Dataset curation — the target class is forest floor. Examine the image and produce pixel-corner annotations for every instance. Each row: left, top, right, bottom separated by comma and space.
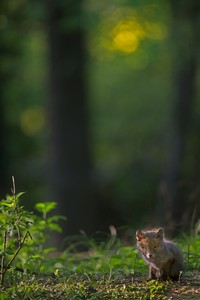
129, 271, 200, 300
1, 270, 200, 299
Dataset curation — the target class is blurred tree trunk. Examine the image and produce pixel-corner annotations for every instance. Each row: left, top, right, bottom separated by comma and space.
46, 0, 96, 242
0, 1, 10, 196
0, 1, 25, 197
0, 82, 8, 196
157, 0, 200, 232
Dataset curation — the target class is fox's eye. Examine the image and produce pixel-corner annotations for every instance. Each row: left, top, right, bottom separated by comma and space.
154, 244, 158, 248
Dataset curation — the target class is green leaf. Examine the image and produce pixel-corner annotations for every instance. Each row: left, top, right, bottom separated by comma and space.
35, 202, 57, 214
43, 247, 57, 255
16, 192, 26, 199
0, 201, 14, 208
48, 223, 62, 233
26, 254, 44, 262
47, 215, 67, 222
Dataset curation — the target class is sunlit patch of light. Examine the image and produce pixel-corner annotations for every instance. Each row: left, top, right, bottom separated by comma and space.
20, 106, 45, 135
112, 20, 145, 53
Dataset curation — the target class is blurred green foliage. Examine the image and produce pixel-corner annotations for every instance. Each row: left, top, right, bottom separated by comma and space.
1, 0, 200, 230
88, 0, 173, 226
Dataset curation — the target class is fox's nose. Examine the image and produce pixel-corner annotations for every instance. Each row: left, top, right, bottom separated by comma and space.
148, 254, 152, 259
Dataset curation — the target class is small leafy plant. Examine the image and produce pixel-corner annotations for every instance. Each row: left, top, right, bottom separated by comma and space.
22, 200, 66, 274
0, 177, 33, 285
0, 177, 65, 285
180, 233, 200, 271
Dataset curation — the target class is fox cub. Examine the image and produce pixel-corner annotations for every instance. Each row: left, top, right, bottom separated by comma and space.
136, 228, 184, 280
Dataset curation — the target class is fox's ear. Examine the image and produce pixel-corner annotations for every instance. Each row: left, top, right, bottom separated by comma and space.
156, 228, 164, 239
136, 230, 144, 241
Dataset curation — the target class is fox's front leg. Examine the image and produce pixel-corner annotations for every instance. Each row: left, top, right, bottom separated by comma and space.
149, 266, 160, 280
160, 264, 171, 281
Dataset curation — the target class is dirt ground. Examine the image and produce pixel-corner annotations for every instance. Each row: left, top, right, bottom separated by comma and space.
133, 271, 200, 299
165, 272, 200, 299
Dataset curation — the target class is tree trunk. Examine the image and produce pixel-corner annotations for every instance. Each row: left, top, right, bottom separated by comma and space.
157, 0, 200, 232
0, 83, 9, 197
0, 1, 25, 197
45, 0, 96, 242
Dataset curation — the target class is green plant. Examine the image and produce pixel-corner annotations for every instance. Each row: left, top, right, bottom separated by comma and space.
0, 177, 66, 285
21, 201, 66, 273
0, 177, 33, 285
179, 233, 200, 271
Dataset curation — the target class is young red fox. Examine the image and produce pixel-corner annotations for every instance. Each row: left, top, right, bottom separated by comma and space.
136, 228, 184, 280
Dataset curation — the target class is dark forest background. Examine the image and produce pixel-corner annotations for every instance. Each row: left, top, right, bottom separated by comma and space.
1, 0, 200, 246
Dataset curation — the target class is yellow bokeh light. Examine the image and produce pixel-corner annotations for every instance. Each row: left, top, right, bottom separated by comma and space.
113, 30, 139, 53
112, 20, 145, 54
90, 6, 168, 58
20, 106, 45, 135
